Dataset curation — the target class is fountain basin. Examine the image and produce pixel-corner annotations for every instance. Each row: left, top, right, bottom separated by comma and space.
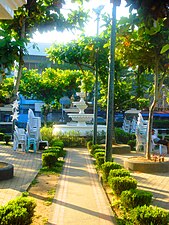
53, 124, 106, 136
68, 114, 94, 126
0, 162, 14, 181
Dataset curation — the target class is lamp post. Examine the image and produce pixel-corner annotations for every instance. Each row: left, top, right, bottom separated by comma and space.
105, 0, 121, 161
93, 5, 104, 145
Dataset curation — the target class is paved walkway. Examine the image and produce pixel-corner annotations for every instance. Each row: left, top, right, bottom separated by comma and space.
0, 145, 42, 205
0, 145, 169, 225
48, 148, 115, 225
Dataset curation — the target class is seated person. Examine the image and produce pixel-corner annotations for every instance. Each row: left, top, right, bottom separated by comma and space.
152, 129, 169, 153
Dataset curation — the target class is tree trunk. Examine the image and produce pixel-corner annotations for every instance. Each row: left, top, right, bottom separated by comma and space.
105, 2, 117, 161
145, 58, 159, 159
13, 18, 26, 99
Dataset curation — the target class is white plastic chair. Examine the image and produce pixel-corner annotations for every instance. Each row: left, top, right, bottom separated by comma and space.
13, 125, 27, 151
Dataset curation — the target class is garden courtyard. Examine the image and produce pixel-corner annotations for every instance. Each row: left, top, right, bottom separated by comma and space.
0, 144, 169, 224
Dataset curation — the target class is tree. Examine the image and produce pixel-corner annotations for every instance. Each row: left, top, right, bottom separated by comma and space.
116, 12, 169, 159
0, 77, 14, 104
0, 0, 89, 99
19, 68, 93, 124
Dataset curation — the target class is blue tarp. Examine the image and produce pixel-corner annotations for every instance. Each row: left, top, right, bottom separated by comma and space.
17, 114, 28, 123
142, 113, 169, 118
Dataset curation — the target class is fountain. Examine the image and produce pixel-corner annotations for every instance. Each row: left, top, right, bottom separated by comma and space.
53, 91, 106, 136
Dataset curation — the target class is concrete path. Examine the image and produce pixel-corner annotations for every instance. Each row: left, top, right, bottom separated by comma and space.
0, 145, 169, 225
0, 145, 42, 205
48, 148, 116, 225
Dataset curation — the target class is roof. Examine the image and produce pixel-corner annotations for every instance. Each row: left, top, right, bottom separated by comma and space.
125, 109, 141, 114
141, 111, 169, 118
26, 43, 51, 56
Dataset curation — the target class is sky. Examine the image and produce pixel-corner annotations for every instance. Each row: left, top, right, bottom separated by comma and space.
31, 0, 130, 44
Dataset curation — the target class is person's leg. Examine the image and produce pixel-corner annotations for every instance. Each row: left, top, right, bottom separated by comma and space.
157, 140, 169, 154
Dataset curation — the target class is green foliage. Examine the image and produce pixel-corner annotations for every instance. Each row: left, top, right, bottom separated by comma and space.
94, 150, 105, 168
40, 161, 64, 175
4, 135, 11, 145
0, 195, 36, 225
127, 140, 136, 151
94, 151, 105, 159
50, 140, 64, 150
0, 78, 14, 104
115, 128, 135, 144
108, 176, 137, 196
53, 131, 86, 147
90, 144, 105, 155
40, 127, 54, 146
42, 152, 59, 168
87, 141, 93, 150
20, 68, 83, 108
0, 133, 4, 141
128, 205, 169, 225
121, 189, 153, 209
45, 147, 66, 158
94, 148, 105, 156
153, 120, 169, 129
108, 168, 131, 178
101, 162, 122, 182
95, 156, 105, 168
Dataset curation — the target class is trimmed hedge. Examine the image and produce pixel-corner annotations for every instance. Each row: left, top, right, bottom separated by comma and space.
44, 147, 66, 158
94, 151, 105, 159
128, 205, 169, 225
94, 149, 105, 155
0, 195, 36, 225
108, 168, 131, 178
90, 144, 105, 155
87, 141, 93, 150
108, 176, 137, 196
4, 135, 11, 145
50, 140, 64, 150
0, 133, 4, 141
121, 189, 153, 209
96, 156, 105, 168
42, 152, 59, 168
101, 162, 122, 182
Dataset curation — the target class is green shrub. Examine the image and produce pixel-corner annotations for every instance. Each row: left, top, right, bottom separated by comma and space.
153, 120, 169, 129
44, 149, 60, 154
0, 196, 36, 225
93, 148, 105, 155
108, 176, 137, 196
45, 147, 66, 158
115, 128, 135, 144
42, 152, 59, 168
96, 156, 105, 168
94, 151, 105, 159
48, 146, 62, 150
121, 189, 153, 209
4, 135, 11, 145
87, 141, 93, 150
108, 168, 131, 179
127, 140, 136, 151
54, 131, 86, 147
50, 140, 64, 149
91, 144, 104, 155
40, 127, 54, 145
129, 205, 169, 225
101, 162, 122, 182
0, 133, 5, 141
